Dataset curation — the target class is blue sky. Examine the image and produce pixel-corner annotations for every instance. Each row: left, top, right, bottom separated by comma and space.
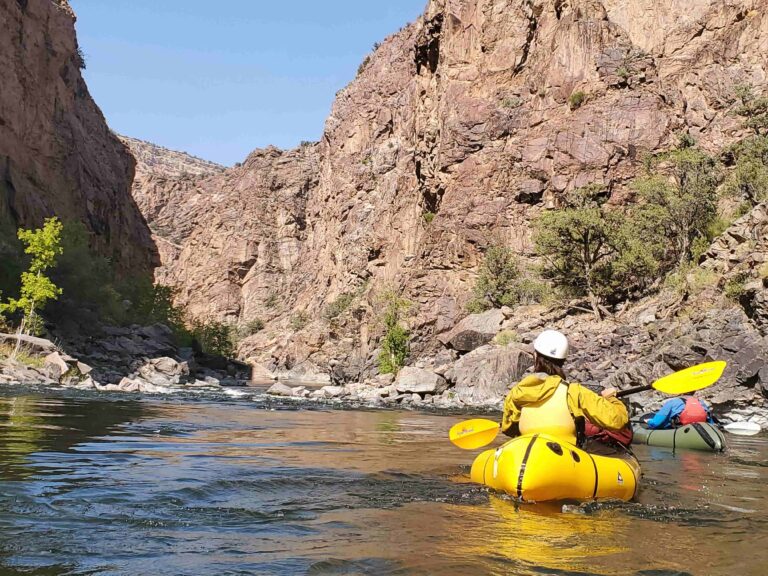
71, 1, 425, 166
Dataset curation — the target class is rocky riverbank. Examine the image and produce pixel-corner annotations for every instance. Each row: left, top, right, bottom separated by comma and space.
0, 324, 250, 394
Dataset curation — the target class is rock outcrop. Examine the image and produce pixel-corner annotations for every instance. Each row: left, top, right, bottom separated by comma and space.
0, 0, 156, 274
128, 0, 768, 384
120, 136, 225, 180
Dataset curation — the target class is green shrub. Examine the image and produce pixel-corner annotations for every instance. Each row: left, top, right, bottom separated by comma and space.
357, 55, 371, 76
724, 273, 749, 301
733, 85, 768, 135
514, 277, 554, 306
721, 136, 768, 206
467, 245, 521, 311
632, 147, 721, 269
190, 319, 233, 357
323, 293, 355, 320
735, 201, 755, 218
666, 266, 719, 296
264, 293, 279, 309
422, 211, 436, 224
235, 318, 264, 339
75, 46, 86, 70
493, 330, 518, 347
501, 96, 523, 109
377, 290, 410, 375
0, 342, 45, 368
568, 91, 587, 110
677, 132, 696, 149
290, 311, 310, 331
468, 245, 554, 313
616, 66, 631, 80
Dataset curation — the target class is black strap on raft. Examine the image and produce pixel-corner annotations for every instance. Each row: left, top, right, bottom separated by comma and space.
567, 383, 587, 448
587, 452, 599, 499
692, 422, 718, 450
516, 434, 539, 500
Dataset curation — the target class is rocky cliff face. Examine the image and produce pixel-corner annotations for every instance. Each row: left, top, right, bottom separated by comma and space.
129, 0, 768, 382
120, 136, 225, 180
0, 0, 155, 273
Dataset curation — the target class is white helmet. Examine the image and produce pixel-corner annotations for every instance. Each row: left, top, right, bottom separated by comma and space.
533, 329, 569, 360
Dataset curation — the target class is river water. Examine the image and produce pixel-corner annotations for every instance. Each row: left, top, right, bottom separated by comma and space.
0, 387, 765, 576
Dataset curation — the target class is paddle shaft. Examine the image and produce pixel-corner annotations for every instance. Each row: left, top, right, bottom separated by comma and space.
616, 384, 652, 398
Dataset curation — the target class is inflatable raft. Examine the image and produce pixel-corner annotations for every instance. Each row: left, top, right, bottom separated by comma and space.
632, 422, 726, 452
470, 433, 640, 502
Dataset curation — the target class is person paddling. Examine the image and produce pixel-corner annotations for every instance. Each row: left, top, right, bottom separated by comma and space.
644, 395, 714, 429
501, 329, 630, 450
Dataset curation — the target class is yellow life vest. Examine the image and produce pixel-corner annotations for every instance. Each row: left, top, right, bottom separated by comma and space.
518, 380, 577, 444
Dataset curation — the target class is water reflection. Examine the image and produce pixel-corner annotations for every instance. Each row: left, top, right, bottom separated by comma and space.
0, 395, 147, 480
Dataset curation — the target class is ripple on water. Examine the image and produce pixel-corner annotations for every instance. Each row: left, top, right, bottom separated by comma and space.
0, 392, 767, 576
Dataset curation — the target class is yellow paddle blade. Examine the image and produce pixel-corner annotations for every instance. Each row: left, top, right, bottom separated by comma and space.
652, 361, 727, 394
449, 418, 500, 450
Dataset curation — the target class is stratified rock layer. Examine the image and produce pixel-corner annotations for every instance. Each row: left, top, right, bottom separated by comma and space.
129, 0, 768, 381
0, 0, 155, 273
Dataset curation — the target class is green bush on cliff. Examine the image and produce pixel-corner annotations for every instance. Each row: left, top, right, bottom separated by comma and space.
290, 311, 309, 331
721, 136, 768, 207
48, 221, 128, 324
724, 273, 749, 301
190, 318, 234, 358
734, 84, 768, 135
377, 290, 410, 375
467, 246, 519, 312
632, 147, 721, 269
467, 245, 553, 313
323, 293, 355, 320
568, 91, 587, 110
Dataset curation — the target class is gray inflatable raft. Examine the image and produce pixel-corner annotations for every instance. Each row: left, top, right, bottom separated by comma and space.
633, 422, 726, 452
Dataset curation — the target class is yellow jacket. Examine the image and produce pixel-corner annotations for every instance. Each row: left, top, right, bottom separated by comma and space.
501, 373, 629, 440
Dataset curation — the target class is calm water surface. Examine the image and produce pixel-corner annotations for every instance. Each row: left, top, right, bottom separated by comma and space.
0, 387, 766, 575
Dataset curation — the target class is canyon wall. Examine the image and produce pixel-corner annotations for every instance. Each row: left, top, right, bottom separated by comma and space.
0, 0, 155, 274
127, 0, 768, 380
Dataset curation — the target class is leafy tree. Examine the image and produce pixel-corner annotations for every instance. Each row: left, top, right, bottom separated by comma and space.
535, 185, 658, 318
467, 245, 551, 312
734, 84, 768, 135
1, 217, 64, 336
468, 245, 520, 311
721, 136, 768, 207
377, 290, 411, 375
190, 318, 234, 357
48, 221, 127, 324
632, 148, 721, 269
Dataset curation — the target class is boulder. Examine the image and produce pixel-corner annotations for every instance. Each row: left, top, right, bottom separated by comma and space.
394, 366, 448, 395
446, 344, 533, 405
319, 385, 346, 398
136, 357, 189, 387
44, 352, 71, 379
250, 362, 277, 383
374, 373, 395, 387
438, 309, 505, 352
76, 361, 93, 375
0, 333, 57, 353
266, 382, 295, 397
